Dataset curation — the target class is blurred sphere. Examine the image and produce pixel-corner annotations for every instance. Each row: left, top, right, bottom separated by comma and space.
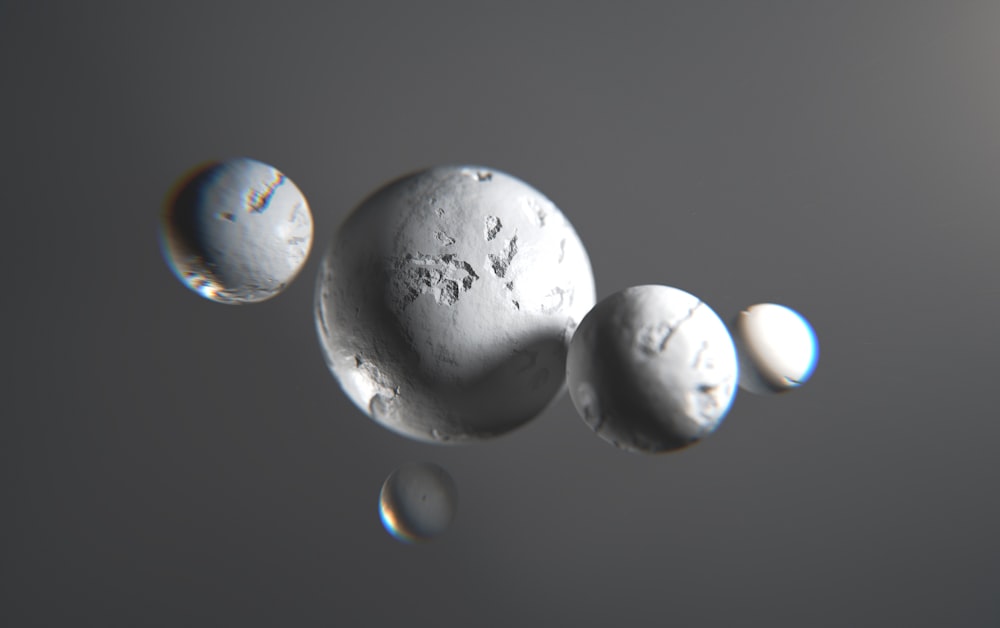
315, 165, 595, 443
379, 462, 458, 543
161, 158, 313, 303
566, 285, 738, 453
732, 303, 819, 394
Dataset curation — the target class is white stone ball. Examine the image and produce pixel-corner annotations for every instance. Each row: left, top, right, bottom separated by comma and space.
161, 158, 313, 303
732, 303, 819, 394
566, 285, 738, 453
315, 165, 596, 443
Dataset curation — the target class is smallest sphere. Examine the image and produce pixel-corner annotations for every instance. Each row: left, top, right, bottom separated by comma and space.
379, 462, 458, 543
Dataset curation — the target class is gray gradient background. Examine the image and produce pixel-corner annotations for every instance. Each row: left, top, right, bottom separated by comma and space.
3, 2, 998, 626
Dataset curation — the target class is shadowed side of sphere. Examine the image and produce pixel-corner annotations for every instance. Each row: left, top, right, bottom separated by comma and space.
161, 161, 225, 297
379, 463, 458, 543
733, 333, 788, 395
566, 285, 739, 454
570, 293, 700, 452
161, 158, 314, 304
568, 290, 704, 452
315, 165, 596, 443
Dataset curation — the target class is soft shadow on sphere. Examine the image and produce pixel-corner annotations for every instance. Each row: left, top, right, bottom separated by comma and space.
161, 160, 221, 279
315, 165, 596, 444
379, 462, 458, 543
566, 285, 739, 454
731, 303, 819, 395
161, 158, 314, 304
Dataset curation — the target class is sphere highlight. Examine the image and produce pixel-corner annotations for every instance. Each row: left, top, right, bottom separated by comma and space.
732, 303, 819, 394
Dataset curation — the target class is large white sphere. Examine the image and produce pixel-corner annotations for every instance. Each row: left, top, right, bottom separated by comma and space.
732, 303, 819, 394
161, 158, 313, 303
379, 462, 458, 543
566, 285, 738, 453
315, 165, 596, 443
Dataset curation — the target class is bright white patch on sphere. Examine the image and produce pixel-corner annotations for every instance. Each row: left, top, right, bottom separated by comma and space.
314, 165, 596, 443
161, 158, 313, 304
379, 462, 458, 543
566, 285, 738, 453
732, 303, 818, 394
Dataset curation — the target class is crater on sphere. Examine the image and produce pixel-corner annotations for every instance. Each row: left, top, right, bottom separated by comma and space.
314, 165, 596, 443
161, 158, 314, 304
566, 285, 739, 454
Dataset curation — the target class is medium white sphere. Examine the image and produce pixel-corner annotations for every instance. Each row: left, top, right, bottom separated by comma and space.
732, 303, 819, 394
379, 462, 458, 543
315, 165, 596, 443
566, 285, 738, 453
161, 158, 313, 304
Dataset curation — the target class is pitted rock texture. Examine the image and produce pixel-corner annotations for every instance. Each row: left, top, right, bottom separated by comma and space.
162, 158, 313, 304
566, 285, 738, 454
315, 165, 596, 443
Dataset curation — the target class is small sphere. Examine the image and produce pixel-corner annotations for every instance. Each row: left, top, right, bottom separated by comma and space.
566, 285, 738, 453
732, 303, 818, 394
315, 165, 596, 443
161, 158, 313, 303
379, 462, 458, 543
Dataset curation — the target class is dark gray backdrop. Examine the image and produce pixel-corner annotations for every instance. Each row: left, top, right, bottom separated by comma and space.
3, 2, 998, 626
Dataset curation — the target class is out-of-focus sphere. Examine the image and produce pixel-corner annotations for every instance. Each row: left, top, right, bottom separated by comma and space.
161, 158, 313, 303
379, 462, 458, 543
732, 303, 818, 394
315, 165, 595, 443
566, 285, 738, 453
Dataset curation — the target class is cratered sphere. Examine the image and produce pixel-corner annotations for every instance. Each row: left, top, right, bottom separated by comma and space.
161, 158, 313, 303
379, 462, 458, 543
566, 285, 738, 453
315, 165, 596, 443
732, 303, 818, 394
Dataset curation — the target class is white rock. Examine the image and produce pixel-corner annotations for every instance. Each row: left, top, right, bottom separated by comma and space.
161, 158, 313, 303
732, 303, 818, 394
566, 285, 738, 453
314, 165, 596, 443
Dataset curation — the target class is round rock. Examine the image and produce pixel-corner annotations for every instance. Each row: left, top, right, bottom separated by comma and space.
566, 285, 738, 453
732, 303, 818, 394
161, 158, 313, 303
315, 165, 595, 443
379, 462, 458, 543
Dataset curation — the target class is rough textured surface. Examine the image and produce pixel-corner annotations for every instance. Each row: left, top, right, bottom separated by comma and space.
379, 462, 458, 543
161, 158, 313, 304
732, 303, 819, 394
315, 165, 596, 443
566, 285, 738, 453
